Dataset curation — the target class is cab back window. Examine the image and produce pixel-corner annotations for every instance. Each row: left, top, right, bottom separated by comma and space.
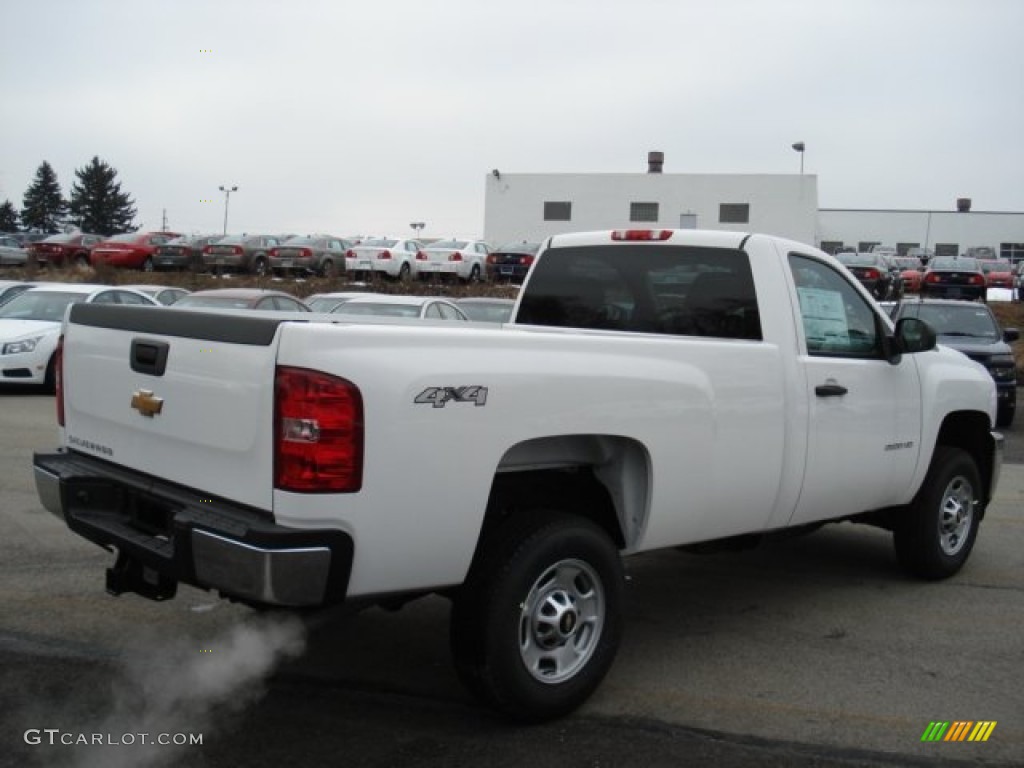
517, 245, 761, 340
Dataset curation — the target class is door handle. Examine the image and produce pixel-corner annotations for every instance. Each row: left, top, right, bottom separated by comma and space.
815, 383, 848, 397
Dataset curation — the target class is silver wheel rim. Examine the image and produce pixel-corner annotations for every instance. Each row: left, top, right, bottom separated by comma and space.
938, 474, 974, 556
519, 558, 604, 685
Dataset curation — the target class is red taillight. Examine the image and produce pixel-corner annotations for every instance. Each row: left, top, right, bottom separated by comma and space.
275, 367, 363, 493
302, 248, 313, 258
449, 252, 463, 262
55, 335, 65, 427
969, 275, 984, 285
415, 251, 428, 261
864, 268, 881, 280
486, 254, 496, 264
202, 245, 213, 254
925, 273, 942, 284
378, 250, 392, 260
346, 249, 356, 258
520, 255, 535, 266
233, 246, 244, 256
269, 248, 279, 257
611, 229, 673, 241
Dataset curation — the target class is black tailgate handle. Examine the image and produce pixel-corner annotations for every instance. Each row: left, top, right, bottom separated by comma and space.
131, 338, 169, 377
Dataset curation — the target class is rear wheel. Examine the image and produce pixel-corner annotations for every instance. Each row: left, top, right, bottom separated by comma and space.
321, 259, 337, 278
397, 262, 411, 282
893, 446, 982, 579
450, 510, 623, 722
251, 255, 269, 276
142, 256, 154, 272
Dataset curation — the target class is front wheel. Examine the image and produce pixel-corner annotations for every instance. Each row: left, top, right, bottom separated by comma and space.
450, 511, 623, 722
893, 446, 982, 580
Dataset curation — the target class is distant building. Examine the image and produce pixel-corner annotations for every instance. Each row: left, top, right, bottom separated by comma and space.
482, 152, 1024, 261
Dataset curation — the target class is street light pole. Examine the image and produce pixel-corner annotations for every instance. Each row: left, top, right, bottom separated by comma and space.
218, 185, 238, 235
410, 221, 425, 238
791, 142, 805, 175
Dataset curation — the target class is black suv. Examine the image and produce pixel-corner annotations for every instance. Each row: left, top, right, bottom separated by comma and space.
893, 298, 1018, 427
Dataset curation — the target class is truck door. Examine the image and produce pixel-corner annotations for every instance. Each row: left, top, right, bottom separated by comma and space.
786, 253, 922, 525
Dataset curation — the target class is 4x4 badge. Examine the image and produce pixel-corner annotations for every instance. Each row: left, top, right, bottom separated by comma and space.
131, 389, 164, 418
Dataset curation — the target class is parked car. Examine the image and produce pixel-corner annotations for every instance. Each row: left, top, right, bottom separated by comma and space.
921, 256, 987, 301
0, 281, 41, 307
0, 284, 159, 391
977, 260, 1014, 290
120, 284, 191, 306
415, 238, 489, 282
269, 235, 355, 277
892, 256, 925, 293
893, 298, 1017, 426
172, 288, 311, 312
0, 235, 28, 266
344, 238, 424, 282
485, 241, 541, 283
836, 252, 902, 300
304, 291, 371, 312
330, 294, 470, 321
26, 232, 105, 268
202, 234, 285, 276
90, 231, 181, 271
153, 234, 222, 272
455, 297, 516, 323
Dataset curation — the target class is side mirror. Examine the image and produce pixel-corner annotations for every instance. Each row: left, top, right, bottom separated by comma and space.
1004, 327, 1020, 343
895, 317, 937, 354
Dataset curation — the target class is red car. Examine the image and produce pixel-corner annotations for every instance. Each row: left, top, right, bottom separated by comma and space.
978, 260, 1014, 289
90, 231, 180, 271
892, 256, 925, 293
28, 232, 105, 267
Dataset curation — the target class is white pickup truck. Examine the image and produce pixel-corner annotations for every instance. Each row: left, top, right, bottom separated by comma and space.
34, 228, 1003, 721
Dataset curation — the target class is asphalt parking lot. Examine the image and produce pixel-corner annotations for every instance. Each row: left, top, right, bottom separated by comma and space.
1, 390, 1022, 767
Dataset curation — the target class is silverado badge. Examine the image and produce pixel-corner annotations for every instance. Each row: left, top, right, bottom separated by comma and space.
131, 389, 164, 418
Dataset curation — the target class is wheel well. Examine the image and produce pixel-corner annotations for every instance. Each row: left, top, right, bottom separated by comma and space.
936, 411, 996, 506
482, 434, 652, 551
484, 468, 625, 549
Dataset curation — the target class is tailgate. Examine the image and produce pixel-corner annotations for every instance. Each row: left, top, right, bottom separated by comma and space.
62, 304, 293, 511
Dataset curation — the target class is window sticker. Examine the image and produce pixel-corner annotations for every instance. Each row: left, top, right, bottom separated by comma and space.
797, 287, 848, 349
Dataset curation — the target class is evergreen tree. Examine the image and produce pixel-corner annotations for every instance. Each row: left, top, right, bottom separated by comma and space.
0, 200, 18, 231
20, 161, 67, 233
68, 156, 137, 236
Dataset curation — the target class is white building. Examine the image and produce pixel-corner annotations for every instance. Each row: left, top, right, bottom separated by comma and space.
482, 152, 1024, 261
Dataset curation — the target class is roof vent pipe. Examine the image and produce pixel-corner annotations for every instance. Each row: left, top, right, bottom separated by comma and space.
647, 151, 664, 173
956, 197, 972, 212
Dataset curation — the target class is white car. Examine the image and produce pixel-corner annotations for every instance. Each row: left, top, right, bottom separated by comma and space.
345, 238, 424, 281
330, 294, 469, 321
0, 284, 159, 390
414, 238, 490, 282
304, 291, 372, 313
120, 284, 191, 306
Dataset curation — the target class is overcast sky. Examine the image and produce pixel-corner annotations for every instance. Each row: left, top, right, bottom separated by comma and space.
1, 0, 1021, 239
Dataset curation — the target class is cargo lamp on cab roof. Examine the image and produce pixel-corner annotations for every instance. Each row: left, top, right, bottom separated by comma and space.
610, 230, 673, 241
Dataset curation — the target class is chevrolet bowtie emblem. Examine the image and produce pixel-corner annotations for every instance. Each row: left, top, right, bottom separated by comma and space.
131, 389, 164, 418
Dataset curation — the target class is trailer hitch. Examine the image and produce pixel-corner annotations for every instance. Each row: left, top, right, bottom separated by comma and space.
106, 552, 177, 601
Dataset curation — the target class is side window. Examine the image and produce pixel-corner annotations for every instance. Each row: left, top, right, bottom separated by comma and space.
424, 302, 443, 319
90, 292, 118, 305
115, 291, 152, 305
788, 253, 883, 358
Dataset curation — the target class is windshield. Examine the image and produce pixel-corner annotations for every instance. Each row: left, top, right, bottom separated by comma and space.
428, 240, 468, 250
900, 304, 999, 339
458, 301, 514, 322
930, 257, 980, 270
174, 296, 255, 309
0, 291, 86, 321
334, 302, 420, 317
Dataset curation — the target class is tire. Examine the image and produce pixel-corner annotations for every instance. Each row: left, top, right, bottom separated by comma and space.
251, 255, 269, 276
397, 262, 411, 283
893, 446, 982, 580
997, 393, 1015, 428
321, 259, 336, 278
75, 255, 90, 269
468, 264, 482, 283
450, 510, 624, 722
142, 256, 154, 272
